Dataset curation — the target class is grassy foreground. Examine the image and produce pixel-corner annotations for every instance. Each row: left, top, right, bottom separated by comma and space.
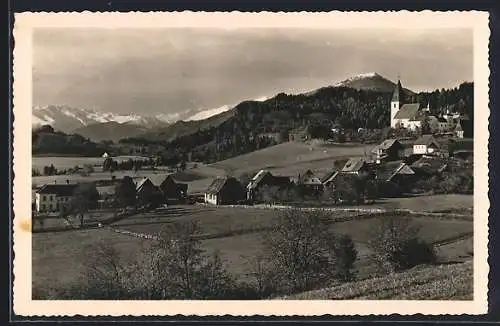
278, 260, 473, 300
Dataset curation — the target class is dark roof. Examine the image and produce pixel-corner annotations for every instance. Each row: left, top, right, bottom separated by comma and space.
391, 80, 403, 102
437, 117, 448, 123
342, 158, 367, 173
394, 103, 420, 120
410, 156, 448, 174
321, 170, 339, 184
371, 138, 400, 153
205, 177, 241, 195
36, 184, 78, 196
375, 161, 414, 181
414, 134, 438, 146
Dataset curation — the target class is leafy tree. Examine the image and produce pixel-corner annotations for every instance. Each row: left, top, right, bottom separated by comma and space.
69, 182, 100, 227
263, 209, 336, 293
115, 176, 137, 210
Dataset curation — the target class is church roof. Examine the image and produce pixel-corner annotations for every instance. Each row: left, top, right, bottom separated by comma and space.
394, 103, 421, 120
391, 80, 403, 102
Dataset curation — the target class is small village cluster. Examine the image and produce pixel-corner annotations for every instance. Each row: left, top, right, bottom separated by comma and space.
203, 134, 472, 205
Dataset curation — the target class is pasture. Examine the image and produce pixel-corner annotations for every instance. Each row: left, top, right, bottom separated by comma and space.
207, 141, 367, 176
32, 202, 473, 296
32, 155, 150, 171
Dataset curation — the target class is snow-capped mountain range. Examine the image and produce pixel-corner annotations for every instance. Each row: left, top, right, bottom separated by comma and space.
32, 97, 270, 134
32, 72, 402, 136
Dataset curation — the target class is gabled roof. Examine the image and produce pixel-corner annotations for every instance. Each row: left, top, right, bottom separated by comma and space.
321, 170, 339, 184
371, 138, 401, 153
136, 177, 157, 191
437, 117, 448, 123
394, 103, 421, 120
376, 161, 414, 181
298, 170, 322, 185
414, 134, 439, 147
205, 177, 242, 195
36, 184, 78, 196
341, 158, 367, 173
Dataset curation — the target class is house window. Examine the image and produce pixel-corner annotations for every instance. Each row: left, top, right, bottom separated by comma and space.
49, 204, 53, 211
42, 196, 46, 202
50, 196, 54, 201
41, 204, 45, 211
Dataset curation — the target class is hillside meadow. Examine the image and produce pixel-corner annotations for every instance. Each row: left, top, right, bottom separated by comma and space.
32, 200, 473, 298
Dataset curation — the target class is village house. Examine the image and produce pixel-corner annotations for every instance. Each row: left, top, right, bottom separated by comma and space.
288, 126, 309, 142
454, 118, 473, 139
295, 169, 324, 195
320, 170, 340, 188
374, 160, 416, 195
246, 169, 292, 201
410, 156, 449, 177
370, 138, 404, 163
413, 135, 441, 155
341, 158, 373, 177
35, 183, 78, 213
204, 177, 247, 205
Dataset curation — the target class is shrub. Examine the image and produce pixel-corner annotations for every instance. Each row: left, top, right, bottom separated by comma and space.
368, 214, 436, 273
333, 234, 358, 281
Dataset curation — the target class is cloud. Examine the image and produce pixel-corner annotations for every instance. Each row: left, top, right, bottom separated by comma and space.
33, 28, 473, 114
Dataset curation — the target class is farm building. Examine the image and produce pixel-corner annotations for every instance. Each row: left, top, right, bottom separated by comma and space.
246, 170, 292, 201
205, 177, 247, 205
135, 177, 164, 208
371, 138, 404, 163
158, 175, 188, 202
34, 183, 78, 213
413, 135, 440, 155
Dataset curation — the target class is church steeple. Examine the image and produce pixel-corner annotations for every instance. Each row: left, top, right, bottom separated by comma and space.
391, 78, 403, 102
390, 76, 403, 128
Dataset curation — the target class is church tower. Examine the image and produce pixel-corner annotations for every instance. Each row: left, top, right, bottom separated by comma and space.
390, 78, 403, 128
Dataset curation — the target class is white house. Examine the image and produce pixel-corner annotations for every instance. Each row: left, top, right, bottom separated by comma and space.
413, 135, 440, 155
35, 183, 78, 213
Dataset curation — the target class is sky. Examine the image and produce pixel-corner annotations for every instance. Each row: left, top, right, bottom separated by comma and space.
33, 28, 473, 115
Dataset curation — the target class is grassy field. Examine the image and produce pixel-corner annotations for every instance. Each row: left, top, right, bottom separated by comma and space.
32, 199, 473, 295
208, 141, 367, 176
278, 260, 473, 300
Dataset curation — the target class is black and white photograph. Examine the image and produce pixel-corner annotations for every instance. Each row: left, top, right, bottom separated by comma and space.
13, 11, 489, 316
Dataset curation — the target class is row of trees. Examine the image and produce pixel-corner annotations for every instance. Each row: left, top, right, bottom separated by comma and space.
34, 209, 436, 300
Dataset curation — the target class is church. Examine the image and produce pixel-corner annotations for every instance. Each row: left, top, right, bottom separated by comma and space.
390, 79, 428, 130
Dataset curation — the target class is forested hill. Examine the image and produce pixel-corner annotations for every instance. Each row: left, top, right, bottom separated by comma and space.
32, 125, 107, 157
121, 81, 473, 164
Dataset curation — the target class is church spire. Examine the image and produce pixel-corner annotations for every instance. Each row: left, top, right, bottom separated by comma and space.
391, 75, 403, 102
